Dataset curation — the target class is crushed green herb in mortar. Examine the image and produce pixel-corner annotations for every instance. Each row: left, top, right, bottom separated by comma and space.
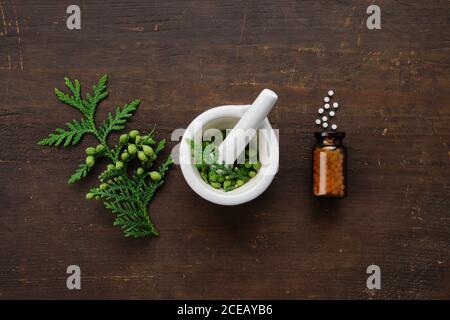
189, 130, 261, 192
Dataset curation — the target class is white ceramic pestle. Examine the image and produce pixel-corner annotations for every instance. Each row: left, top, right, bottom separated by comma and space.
217, 89, 278, 165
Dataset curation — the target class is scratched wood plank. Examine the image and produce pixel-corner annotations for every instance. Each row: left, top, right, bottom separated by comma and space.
0, 0, 449, 299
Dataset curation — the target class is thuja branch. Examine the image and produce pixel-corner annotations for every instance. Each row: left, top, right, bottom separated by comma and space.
38, 75, 172, 237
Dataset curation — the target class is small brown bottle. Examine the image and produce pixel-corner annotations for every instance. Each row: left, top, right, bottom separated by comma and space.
312, 132, 347, 198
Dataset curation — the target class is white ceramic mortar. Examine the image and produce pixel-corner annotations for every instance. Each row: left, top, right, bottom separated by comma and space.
179, 103, 279, 206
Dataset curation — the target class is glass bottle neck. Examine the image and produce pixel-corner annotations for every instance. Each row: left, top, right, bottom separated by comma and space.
314, 131, 345, 146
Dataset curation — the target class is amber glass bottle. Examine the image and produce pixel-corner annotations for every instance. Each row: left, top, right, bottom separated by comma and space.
312, 132, 347, 198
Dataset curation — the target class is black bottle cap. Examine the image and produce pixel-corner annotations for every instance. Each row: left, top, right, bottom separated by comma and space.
314, 131, 345, 140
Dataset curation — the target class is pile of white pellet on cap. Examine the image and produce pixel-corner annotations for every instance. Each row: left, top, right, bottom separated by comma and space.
315, 90, 339, 130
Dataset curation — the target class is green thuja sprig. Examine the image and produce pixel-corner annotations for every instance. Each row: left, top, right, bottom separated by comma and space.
89, 156, 173, 237
38, 75, 172, 238
39, 75, 108, 148
38, 75, 141, 183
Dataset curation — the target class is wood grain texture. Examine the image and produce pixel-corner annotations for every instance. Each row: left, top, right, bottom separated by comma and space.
0, 0, 449, 299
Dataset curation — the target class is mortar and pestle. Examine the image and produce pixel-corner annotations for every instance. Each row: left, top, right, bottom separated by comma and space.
179, 89, 279, 205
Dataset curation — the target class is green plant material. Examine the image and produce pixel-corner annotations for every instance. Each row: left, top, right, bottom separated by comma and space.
95, 144, 105, 153
68, 163, 92, 184
97, 100, 140, 145
85, 147, 96, 155
188, 134, 259, 192
128, 144, 137, 155
38, 75, 172, 238
138, 151, 147, 162
38, 118, 93, 147
38, 75, 108, 148
142, 145, 154, 157
135, 135, 141, 144
149, 171, 162, 181
85, 156, 95, 167
200, 170, 208, 182
129, 130, 139, 140
119, 134, 129, 144
90, 156, 173, 237
115, 160, 124, 170
210, 182, 222, 189
208, 171, 218, 182
120, 152, 129, 161
154, 139, 167, 154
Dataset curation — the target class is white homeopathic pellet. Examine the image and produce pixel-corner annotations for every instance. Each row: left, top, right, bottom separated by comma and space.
324, 103, 330, 109
328, 90, 334, 96
315, 119, 321, 125
318, 108, 324, 114
324, 96, 330, 103
333, 102, 339, 109
322, 122, 329, 128
331, 124, 337, 130
322, 116, 328, 122
329, 110, 335, 117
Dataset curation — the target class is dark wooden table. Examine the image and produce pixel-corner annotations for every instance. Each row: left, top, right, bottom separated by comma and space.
0, 0, 449, 299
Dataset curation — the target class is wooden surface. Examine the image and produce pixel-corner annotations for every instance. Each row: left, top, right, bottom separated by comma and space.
0, 0, 449, 299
